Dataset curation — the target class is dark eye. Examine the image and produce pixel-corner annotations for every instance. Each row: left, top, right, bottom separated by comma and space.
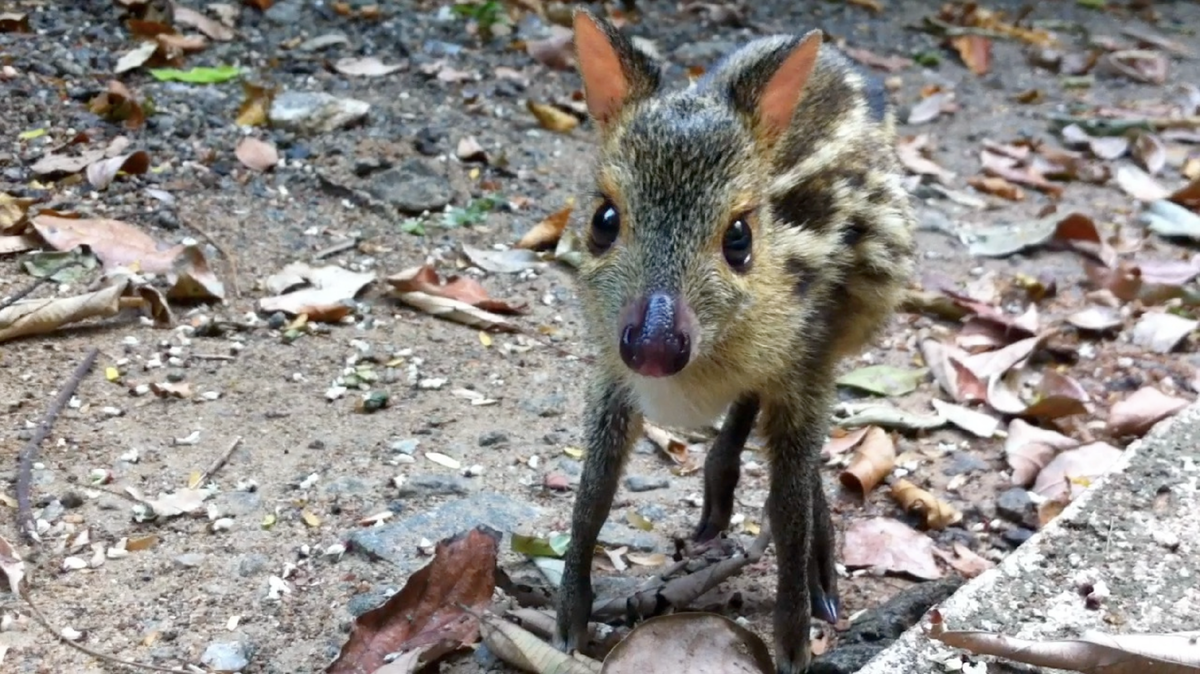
723, 216, 753, 270
589, 200, 620, 254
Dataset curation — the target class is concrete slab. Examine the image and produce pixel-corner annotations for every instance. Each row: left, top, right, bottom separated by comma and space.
857, 401, 1200, 673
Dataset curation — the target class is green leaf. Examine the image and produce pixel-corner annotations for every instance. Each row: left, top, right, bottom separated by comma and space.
18, 128, 46, 140
511, 533, 567, 558
148, 66, 241, 84
21, 250, 97, 283
836, 364, 928, 397
399, 218, 426, 236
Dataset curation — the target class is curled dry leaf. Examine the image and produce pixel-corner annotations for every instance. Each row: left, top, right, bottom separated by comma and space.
516, 202, 574, 251
327, 527, 500, 674
1097, 49, 1169, 84
333, 56, 405, 76
456, 136, 487, 163
31, 215, 180, 273
962, 333, 1046, 381
461, 245, 543, 274
967, 176, 1024, 201
1131, 132, 1167, 175
642, 423, 699, 473
87, 150, 150, 189
821, 426, 870, 459
115, 40, 158, 73
927, 611, 1200, 673
932, 542, 995, 579
986, 366, 1089, 421
1066, 305, 1123, 332
258, 261, 375, 321
965, 212, 1113, 266
393, 291, 519, 334
898, 135, 955, 184
1089, 136, 1130, 161
478, 610, 599, 674
1171, 176, 1200, 211
951, 35, 991, 75
921, 340, 986, 404
31, 149, 105, 176
0, 234, 38, 254
0, 273, 171, 344
1004, 418, 1079, 487
930, 399, 999, 438
235, 137, 278, 171
88, 80, 146, 130
527, 100, 578, 133
842, 517, 942, 580
601, 613, 773, 674
891, 479, 962, 530
979, 149, 1062, 197
838, 426, 895, 495
173, 6, 234, 40
386, 265, 526, 315
1033, 442, 1123, 501
1107, 386, 1189, 438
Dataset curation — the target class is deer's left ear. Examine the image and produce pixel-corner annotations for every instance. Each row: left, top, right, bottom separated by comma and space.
573, 8, 662, 130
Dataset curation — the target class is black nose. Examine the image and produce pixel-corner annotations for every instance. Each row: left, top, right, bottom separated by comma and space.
619, 292, 692, 377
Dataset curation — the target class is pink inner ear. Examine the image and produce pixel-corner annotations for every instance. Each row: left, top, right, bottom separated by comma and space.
758, 32, 822, 140
574, 13, 630, 124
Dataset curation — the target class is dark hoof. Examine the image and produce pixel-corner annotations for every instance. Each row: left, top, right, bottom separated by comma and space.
692, 520, 723, 542
811, 590, 840, 624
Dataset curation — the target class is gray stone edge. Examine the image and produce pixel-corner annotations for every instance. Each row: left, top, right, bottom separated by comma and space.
855, 400, 1200, 673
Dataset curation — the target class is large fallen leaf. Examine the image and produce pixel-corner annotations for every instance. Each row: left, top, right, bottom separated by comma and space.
461, 245, 544, 274
842, 517, 942, 580
821, 426, 870, 459
31, 215, 181, 272
961, 333, 1046, 381
836, 364, 927, 397
1004, 419, 1078, 487
1097, 49, 1169, 85
1116, 165, 1170, 202
327, 527, 500, 673
838, 426, 895, 495
1066, 305, 1123, 332
258, 262, 375, 321
0, 234, 38, 255
927, 610, 1200, 673
1033, 442, 1122, 501
986, 367, 1090, 420
921, 340, 987, 404
0, 275, 170, 344
516, 203, 574, 251
890, 479, 962, 530
1131, 132, 1167, 175
931, 543, 995, 579
930, 399, 999, 438
1107, 386, 1189, 437
86, 150, 150, 190
1131, 312, 1198, 353
386, 265, 525, 314
601, 613, 773, 674
527, 101, 579, 133
235, 137, 278, 171
835, 403, 947, 432
965, 212, 1113, 265
115, 41, 158, 73
1171, 177, 1200, 211
951, 34, 991, 75
173, 6, 234, 40
1141, 199, 1200, 241
30, 149, 105, 176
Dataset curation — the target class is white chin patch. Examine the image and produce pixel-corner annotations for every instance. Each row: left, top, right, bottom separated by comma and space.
630, 374, 737, 430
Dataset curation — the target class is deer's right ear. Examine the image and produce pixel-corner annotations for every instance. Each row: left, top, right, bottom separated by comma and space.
573, 9, 660, 129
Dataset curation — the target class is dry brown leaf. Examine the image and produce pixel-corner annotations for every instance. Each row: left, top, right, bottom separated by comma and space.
0, 12, 32, 33
259, 261, 375, 321
930, 399, 999, 438
897, 135, 955, 183
31, 215, 181, 273
843, 47, 912, 72
601, 613, 773, 674
387, 265, 526, 315
115, 41, 159, 73
391, 291, 519, 334
967, 176, 1024, 201
456, 136, 487, 163
642, 423, 699, 473
1098, 49, 1169, 84
842, 517, 942, 580
1066, 305, 1123, 332
478, 611, 599, 674
156, 32, 208, 53
891, 479, 962, 530
1107, 386, 1189, 438
908, 92, 954, 125
951, 35, 991, 75
1131, 132, 1167, 175
927, 610, 1200, 673
1088, 136, 1129, 161
1033, 442, 1122, 501
821, 426, 870, 458
1004, 419, 1080, 487
979, 149, 1063, 197
150, 381, 192, 398
986, 366, 1089, 421
0, 274, 171, 344
525, 25, 575, 70
327, 527, 500, 673
333, 56, 406, 76
235, 137, 278, 172
516, 203, 573, 251
235, 81, 275, 127
1171, 176, 1200, 211
0, 535, 27, 596
920, 339, 987, 404
838, 426, 895, 495
527, 101, 579, 133
31, 149, 106, 176
173, 6, 234, 40
88, 80, 146, 130
932, 542, 995, 579
86, 150, 150, 190
0, 193, 32, 234
1131, 312, 1198, 353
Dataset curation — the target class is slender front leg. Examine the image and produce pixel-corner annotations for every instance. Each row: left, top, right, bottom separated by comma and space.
809, 469, 840, 624
554, 375, 642, 653
762, 389, 831, 674
694, 395, 760, 542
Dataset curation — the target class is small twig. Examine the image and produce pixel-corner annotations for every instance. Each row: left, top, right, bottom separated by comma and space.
191, 353, 236, 361
197, 436, 243, 485
0, 259, 85, 313
312, 238, 359, 260
17, 347, 99, 543
178, 212, 241, 298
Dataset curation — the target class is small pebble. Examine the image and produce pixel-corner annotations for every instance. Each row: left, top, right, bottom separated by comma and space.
625, 475, 670, 492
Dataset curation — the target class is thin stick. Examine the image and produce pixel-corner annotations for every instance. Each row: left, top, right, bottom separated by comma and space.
0, 259, 84, 313
178, 212, 241, 298
17, 347, 99, 543
313, 239, 359, 260
191, 353, 236, 361
197, 436, 243, 485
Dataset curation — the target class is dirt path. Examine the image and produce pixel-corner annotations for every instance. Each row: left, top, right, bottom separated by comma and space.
2, 1, 1199, 672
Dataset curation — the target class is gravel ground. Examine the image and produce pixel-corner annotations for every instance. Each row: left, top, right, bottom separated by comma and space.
1, 0, 1199, 672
